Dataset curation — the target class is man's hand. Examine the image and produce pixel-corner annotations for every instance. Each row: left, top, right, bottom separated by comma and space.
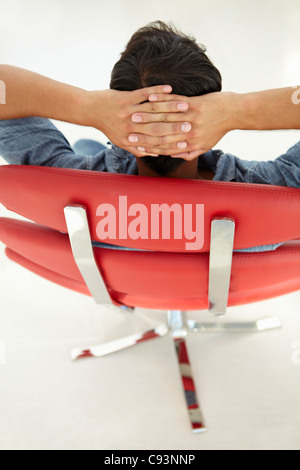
128, 87, 300, 160
87, 86, 193, 157
3, 64, 298, 160
128, 91, 236, 159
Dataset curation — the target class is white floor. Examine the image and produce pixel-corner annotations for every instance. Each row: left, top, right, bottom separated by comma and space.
0, 0, 300, 450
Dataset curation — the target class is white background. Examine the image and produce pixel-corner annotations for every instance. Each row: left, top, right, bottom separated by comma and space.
0, 0, 300, 450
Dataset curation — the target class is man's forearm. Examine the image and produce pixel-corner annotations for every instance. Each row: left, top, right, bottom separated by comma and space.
0, 65, 192, 158
161, 86, 300, 159
230, 87, 300, 131
0, 65, 89, 125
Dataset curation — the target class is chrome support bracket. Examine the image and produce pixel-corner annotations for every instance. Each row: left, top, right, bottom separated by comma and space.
208, 218, 235, 317
64, 204, 112, 305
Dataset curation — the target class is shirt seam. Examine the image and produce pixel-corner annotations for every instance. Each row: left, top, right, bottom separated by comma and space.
86, 155, 93, 171
248, 163, 259, 183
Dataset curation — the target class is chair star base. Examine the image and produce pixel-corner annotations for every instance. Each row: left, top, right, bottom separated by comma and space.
70, 308, 282, 433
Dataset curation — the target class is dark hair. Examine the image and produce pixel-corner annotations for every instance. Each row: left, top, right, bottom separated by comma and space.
110, 21, 222, 176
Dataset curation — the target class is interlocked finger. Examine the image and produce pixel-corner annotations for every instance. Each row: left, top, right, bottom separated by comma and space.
130, 134, 205, 158
134, 99, 189, 116
147, 92, 188, 103
133, 85, 173, 103
128, 131, 192, 149
132, 110, 189, 124
129, 121, 192, 139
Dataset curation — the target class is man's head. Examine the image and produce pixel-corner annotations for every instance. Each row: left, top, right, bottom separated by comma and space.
110, 21, 222, 177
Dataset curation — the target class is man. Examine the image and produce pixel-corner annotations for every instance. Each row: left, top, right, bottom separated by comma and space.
0, 21, 300, 188
2, 21, 300, 254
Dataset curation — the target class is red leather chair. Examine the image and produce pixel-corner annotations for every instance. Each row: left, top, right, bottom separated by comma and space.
0, 164, 300, 433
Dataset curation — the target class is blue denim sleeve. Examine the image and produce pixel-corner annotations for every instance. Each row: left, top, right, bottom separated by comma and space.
0, 117, 108, 171
250, 140, 300, 187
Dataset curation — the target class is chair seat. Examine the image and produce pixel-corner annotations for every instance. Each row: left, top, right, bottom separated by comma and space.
1, 217, 300, 310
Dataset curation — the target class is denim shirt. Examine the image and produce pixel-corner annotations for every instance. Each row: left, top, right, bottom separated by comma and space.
1, 117, 300, 252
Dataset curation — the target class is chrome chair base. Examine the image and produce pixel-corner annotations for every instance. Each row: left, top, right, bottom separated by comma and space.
188, 316, 282, 333
70, 322, 169, 360
70, 308, 282, 434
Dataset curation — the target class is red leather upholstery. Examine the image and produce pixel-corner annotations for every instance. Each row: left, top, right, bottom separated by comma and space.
1, 165, 300, 310
0, 165, 300, 252
1, 216, 300, 310
5, 247, 90, 297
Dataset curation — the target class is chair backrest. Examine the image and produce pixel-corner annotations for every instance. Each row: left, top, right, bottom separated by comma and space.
1, 165, 300, 251
0, 165, 300, 310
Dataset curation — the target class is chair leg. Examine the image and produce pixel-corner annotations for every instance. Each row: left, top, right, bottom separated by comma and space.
71, 322, 169, 360
187, 316, 282, 333
168, 310, 207, 433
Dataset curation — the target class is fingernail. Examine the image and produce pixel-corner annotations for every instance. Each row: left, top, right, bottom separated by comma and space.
129, 135, 139, 143
132, 114, 142, 123
177, 102, 188, 111
177, 141, 187, 149
163, 85, 172, 93
137, 146, 146, 152
181, 122, 192, 132
148, 94, 158, 102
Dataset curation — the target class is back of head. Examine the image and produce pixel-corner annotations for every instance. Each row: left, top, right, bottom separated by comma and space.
110, 21, 222, 176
